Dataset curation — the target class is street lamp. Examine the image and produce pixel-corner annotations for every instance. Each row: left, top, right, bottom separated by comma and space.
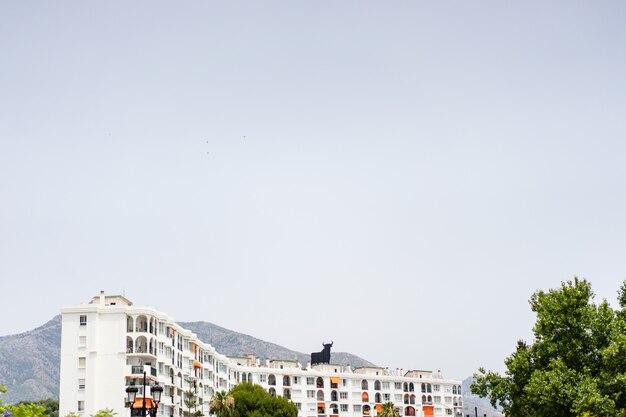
126, 371, 163, 417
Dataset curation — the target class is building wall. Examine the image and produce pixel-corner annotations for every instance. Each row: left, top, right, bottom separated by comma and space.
59, 294, 463, 417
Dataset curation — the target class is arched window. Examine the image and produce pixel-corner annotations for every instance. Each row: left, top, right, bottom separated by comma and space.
408, 383, 414, 392
268, 375, 276, 386
126, 337, 134, 353
374, 380, 381, 391
457, 385, 462, 394
404, 383, 409, 392
375, 393, 381, 403
452, 386, 456, 395
362, 392, 369, 403
248, 373, 252, 382
404, 407, 415, 416
427, 384, 432, 393
404, 394, 409, 404
317, 390, 325, 401
135, 336, 148, 353
331, 390, 338, 402
427, 395, 432, 403
268, 387, 276, 397
363, 405, 371, 416
283, 389, 291, 400
361, 380, 369, 390
458, 398, 463, 406
242, 373, 247, 383
127, 316, 134, 332
421, 395, 426, 404
317, 377, 324, 388
330, 404, 339, 415
136, 315, 148, 332
409, 395, 415, 405
283, 375, 290, 386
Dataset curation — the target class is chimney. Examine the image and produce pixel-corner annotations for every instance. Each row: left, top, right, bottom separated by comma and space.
99, 290, 105, 305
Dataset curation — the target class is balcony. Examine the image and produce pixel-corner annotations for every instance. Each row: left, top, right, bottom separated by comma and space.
128, 365, 158, 377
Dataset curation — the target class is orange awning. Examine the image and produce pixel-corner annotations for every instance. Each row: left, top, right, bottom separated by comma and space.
330, 377, 340, 384
422, 406, 434, 417
193, 360, 202, 369
132, 398, 153, 409
317, 403, 326, 408
375, 405, 383, 412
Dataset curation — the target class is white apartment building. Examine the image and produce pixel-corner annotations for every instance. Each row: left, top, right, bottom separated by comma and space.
59, 293, 463, 417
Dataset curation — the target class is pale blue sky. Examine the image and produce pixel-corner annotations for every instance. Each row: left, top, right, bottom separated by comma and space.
1, 1, 626, 379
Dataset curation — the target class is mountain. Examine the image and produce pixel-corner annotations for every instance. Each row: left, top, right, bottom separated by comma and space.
0, 316, 373, 403
461, 377, 504, 417
180, 321, 375, 368
0, 316, 61, 404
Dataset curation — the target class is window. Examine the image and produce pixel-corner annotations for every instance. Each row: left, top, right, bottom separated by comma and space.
78, 401, 84, 412
78, 379, 85, 390
79, 315, 87, 326
78, 357, 86, 368
433, 385, 440, 392
307, 390, 315, 398
79, 336, 86, 347
293, 376, 299, 384
340, 392, 348, 400
340, 405, 348, 412
383, 382, 390, 389
395, 383, 402, 390
307, 377, 315, 385
353, 405, 361, 412
259, 374, 267, 383
296, 403, 301, 411
434, 396, 441, 403
383, 394, 390, 401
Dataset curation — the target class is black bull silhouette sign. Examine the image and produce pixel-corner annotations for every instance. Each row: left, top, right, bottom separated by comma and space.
311, 341, 333, 365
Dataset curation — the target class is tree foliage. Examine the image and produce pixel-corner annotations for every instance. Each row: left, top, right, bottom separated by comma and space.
184, 390, 203, 417
90, 409, 116, 417
218, 383, 296, 417
471, 278, 626, 417
377, 402, 400, 417
18, 400, 58, 417
209, 391, 234, 417
0, 386, 46, 417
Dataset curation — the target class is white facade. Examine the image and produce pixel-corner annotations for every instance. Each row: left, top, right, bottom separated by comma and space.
59, 293, 463, 417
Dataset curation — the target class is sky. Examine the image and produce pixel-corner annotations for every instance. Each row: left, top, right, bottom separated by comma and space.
1, 1, 626, 380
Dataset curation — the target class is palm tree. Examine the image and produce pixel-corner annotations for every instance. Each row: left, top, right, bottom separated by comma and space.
209, 391, 234, 417
378, 402, 400, 417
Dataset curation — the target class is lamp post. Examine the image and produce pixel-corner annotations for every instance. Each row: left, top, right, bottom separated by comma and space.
126, 370, 163, 417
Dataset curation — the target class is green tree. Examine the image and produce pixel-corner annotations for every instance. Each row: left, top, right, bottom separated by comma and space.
471, 278, 626, 417
209, 391, 234, 417
223, 383, 296, 417
18, 400, 58, 417
184, 390, 203, 417
90, 409, 116, 417
0, 386, 47, 417
377, 402, 400, 417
